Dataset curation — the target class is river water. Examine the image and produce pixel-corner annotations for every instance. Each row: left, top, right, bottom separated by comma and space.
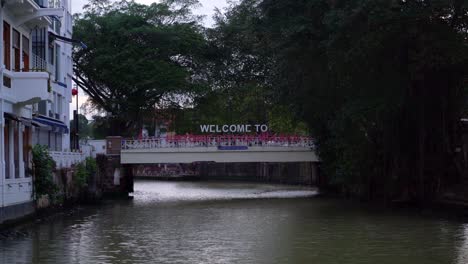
1, 180, 468, 264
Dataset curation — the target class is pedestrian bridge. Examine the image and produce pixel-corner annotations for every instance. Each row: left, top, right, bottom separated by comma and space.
120, 135, 319, 164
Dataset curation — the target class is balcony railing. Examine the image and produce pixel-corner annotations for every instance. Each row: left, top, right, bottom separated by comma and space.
48, 0, 60, 8
49, 151, 88, 169
32, 54, 47, 71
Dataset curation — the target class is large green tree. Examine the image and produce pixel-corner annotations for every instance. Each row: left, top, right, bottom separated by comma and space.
73, 0, 207, 136
213, 0, 468, 203
177, 0, 308, 134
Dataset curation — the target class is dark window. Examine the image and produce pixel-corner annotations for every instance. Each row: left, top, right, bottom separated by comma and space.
13, 29, 20, 71
14, 122, 19, 178
4, 120, 10, 179
38, 101, 47, 115
4, 22, 10, 70
22, 36, 29, 71
23, 126, 31, 177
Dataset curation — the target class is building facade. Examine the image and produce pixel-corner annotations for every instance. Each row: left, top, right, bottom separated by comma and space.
0, 0, 73, 223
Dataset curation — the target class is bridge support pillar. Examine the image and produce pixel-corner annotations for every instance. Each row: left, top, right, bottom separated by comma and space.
95, 154, 133, 197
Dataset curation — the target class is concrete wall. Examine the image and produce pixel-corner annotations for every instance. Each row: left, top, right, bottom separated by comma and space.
0, 201, 34, 224
81, 140, 107, 158
198, 162, 319, 185
122, 146, 318, 164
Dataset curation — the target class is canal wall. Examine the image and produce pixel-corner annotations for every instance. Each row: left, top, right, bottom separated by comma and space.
1, 155, 133, 226
0, 201, 35, 226
1, 165, 96, 226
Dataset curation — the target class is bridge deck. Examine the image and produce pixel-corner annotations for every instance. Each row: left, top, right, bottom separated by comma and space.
120, 136, 319, 164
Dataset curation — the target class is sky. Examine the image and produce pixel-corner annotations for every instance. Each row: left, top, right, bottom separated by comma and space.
71, 0, 229, 24
70, 0, 229, 118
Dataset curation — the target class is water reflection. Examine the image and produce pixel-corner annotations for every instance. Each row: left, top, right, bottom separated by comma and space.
1, 180, 467, 264
456, 224, 468, 264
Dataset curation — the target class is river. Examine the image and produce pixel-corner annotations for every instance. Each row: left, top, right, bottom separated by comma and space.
1, 180, 468, 264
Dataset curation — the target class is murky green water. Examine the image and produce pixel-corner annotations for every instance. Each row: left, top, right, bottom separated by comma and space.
1, 180, 468, 264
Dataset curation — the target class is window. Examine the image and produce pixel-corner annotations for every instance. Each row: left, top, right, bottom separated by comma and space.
51, 92, 56, 118
55, 132, 60, 151
48, 41, 54, 65
57, 95, 62, 118
32, 28, 46, 67
14, 122, 19, 178
4, 22, 10, 70
55, 44, 60, 81
4, 120, 10, 179
38, 101, 47, 115
23, 126, 31, 177
13, 29, 20, 71
22, 36, 29, 71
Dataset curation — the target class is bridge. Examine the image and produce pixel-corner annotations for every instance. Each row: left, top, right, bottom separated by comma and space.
120, 135, 318, 164
93, 135, 321, 197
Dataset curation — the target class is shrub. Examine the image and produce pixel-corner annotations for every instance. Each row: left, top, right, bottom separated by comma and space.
74, 157, 97, 189
32, 145, 59, 200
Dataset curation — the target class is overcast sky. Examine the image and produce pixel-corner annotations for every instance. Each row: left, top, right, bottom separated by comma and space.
71, 0, 229, 25
70, 0, 229, 118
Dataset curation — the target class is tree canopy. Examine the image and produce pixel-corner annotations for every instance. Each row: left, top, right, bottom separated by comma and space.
73, 0, 208, 136
206, 0, 468, 203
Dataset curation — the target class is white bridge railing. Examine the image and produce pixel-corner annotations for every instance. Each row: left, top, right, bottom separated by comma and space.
49, 151, 88, 169
122, 135, 315, 150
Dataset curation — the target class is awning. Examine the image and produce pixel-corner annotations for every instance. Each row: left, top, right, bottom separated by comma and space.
33, 115, 69, 133
31, 120, 50, 129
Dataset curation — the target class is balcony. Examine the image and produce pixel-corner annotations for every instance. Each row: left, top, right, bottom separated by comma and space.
4, 70, 50, 106
6, 0, 64, 27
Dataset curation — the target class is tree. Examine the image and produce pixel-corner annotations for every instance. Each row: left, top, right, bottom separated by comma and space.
73, 0, 208, 136
70, 114, 91, 139
212, 0, 468, 204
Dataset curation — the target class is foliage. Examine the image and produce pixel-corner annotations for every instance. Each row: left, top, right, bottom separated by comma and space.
32, 145, 59, 200
213, 0, 468, 203
74, 157, 97, 189
70, 114, 92, 139
168, 2, 310, 135
73, 0, 208, 136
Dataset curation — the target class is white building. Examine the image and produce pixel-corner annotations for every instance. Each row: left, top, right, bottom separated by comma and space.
0, 0, 74, 223
80, 139, 107, 158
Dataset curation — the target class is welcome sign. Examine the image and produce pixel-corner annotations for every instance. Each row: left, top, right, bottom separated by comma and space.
200, 124, 269, 133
